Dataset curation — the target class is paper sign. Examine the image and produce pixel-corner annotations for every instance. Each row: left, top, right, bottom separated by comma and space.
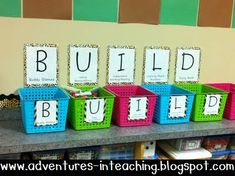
203, 94, 221, 115
129, 97, 148, 120
144, 48, 170, 83
69, 45, 98, 84
25, 44, 57, 86
34, 100, 58, 126
108, 47, 135, 84
175, 48, 201, 82
85, 99, 105, 123
169, 96, 187, 118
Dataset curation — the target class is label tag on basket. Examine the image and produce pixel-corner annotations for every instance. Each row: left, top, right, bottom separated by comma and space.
128, 97, 148, 120
85, 99, 105, 123
108, 46, 135, 84
203, 94, 221, 115
143, 47, 170, 83
24, 44, 58, 87
169, 96, 187, 118
34, 100, 58, 126
69, 45, 98, 85
175, 48, 201, 83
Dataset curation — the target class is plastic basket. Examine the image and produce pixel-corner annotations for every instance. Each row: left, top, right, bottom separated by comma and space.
67, 146, 100, 160
67, 86, 115, 130
18, 87, 69, 134
202, 135, 230, 152
98, 143, 134, 160
104, 85, 156, 127
167, 137, 202, 151
208, 83, 235, 120
0, 153, 22, 160
31, 149, 65, 160
142, 85, 194, 124
176, 84, 228, 122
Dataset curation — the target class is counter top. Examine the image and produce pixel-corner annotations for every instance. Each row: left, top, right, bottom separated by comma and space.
0, 118, 235, 154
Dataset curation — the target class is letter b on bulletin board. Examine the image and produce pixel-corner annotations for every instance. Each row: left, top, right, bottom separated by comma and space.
24, 44, 58, 86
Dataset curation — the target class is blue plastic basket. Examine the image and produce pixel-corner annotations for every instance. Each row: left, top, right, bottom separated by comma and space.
142, 84, 195, 124
98, 144, 134, 160
18, 87, 69, 134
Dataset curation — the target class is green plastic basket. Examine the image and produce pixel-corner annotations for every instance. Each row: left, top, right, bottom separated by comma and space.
67, 86, 115, 130
176, 84, 228, 122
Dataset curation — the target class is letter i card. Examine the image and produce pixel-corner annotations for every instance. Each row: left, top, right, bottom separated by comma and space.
128, 97, 148, 120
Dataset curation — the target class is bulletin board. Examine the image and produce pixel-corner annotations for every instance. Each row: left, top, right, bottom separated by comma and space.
0, 17, 235, 95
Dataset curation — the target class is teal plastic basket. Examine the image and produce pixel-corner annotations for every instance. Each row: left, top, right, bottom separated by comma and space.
18, 87, 69, 134
142, 84, 195, 124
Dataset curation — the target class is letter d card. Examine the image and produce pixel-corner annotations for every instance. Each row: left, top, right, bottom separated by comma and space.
203, 94, 221, 115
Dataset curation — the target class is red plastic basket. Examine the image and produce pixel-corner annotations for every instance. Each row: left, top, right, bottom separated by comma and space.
104, 85, 156, 127
208, 83, 235, 120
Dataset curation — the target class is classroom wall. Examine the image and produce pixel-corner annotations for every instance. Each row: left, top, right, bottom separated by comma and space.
0, 17, 235, 94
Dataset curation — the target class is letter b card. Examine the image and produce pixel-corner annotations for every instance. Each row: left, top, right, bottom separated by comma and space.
24, 44, 57, 86
34, 100, 58, 126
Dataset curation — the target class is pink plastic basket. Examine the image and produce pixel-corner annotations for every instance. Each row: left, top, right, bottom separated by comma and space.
104, 85, 156, 127
208, 83, 235, 120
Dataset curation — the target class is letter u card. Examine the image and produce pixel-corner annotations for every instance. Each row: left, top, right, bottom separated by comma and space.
85, 99, 105, 123
69, 45, 99, 85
